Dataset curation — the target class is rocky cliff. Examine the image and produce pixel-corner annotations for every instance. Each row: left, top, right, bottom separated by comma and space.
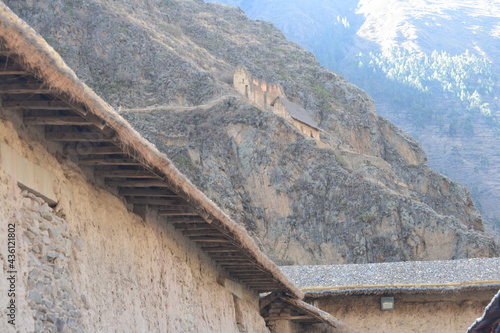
208, 0, 500, 232
6, 0, 498, 264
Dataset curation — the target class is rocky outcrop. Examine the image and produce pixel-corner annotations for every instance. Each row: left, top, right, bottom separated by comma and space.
122, 97, 498, 264
7, 0, 498, 264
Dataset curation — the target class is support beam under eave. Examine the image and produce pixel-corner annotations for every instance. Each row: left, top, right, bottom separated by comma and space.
158, 210, 199, 216
79, 158, 141, 166
94, 170, 158, 178
0, 83, 52, 94
46, 131, 115, 142
3, 100, 74, 110
119, 188, 177, 197
24, 116, 93, 126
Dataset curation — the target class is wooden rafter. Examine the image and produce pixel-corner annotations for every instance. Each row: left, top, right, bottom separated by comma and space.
204, 248, 240, 253
119, 188, 177, 197
46, 131, 115, 142
175, 224, 212, 230
125, 198, 178, 206
234, 276, 271, 281
3, 100, 73, 110
158, 210, 198, 216
233, 274, 272, 280
0, 64, 26, 75
106, 179, 171, 187
94, 170, 157, 178
79, 158, 141, 166
212, 258, 249, 263
24, 116, 93, 126
220, 262, 259, 267
209, 254, 248, 259
0, 83, 51, 94
65, 145, 123, 155
182, 230, 221, 237
169, 219, 206, 225
264, 315, 316, 321
189, 237, 231, 243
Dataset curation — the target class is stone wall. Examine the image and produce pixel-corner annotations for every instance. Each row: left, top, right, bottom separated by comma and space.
233, 68, 320, 142
306, 290, 496, 333
291, 119, 319, 140
233, 66, 284, 111
0, 110, 271, 332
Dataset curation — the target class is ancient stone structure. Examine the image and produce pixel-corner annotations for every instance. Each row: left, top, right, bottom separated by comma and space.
271, 97, 320, 140
0, 5, 336, 332
234, 66, 321, 141
233, 66, 285, 110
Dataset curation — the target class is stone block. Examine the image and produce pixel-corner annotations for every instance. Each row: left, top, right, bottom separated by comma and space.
47, 252, 59, 260
29, 290, 44, 304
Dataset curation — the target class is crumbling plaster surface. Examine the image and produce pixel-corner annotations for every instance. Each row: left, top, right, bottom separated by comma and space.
0, 112, 270, 332
308, 291, 495, 333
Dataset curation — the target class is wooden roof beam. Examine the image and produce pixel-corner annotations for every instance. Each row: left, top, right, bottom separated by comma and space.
0, 64, 27, 75
79, 158, 141, 166
220, 262, 259, 267
234, 275, 276, 282
209, 253, 249, 259
24, 116, 93, 126
212, 258, 249, 262
264, 315, 317, 322
169, 219, 207, 226
94, 170, 158, 178
204, 248, 241, 253
119, 188, 177, 197
158, 210, 199, 217
106, 179, 171, 187
125, 198, 179, 206
0, 83, 52, 94
46, 131, 115, 142
189, 237, 231, 243
233, 274, 273, 280
7, 96, 107, 130
65, 145, 124, 155
174, 224, 212, 230
182, 230, 221, 237
3, 100, 74, 110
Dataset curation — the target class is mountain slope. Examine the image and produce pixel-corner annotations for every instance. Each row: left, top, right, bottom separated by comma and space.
6, 0, 498, 264
209, 0, 500, 232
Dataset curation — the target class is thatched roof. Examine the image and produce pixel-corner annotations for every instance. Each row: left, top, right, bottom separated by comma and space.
273, 97, 320, 130
0, 2, 302, 298
280, 258, 500, 297
260, 291, 342, 328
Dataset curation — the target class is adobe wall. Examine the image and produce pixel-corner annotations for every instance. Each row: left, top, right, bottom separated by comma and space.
304, 290, 496, 333
0, 110, 271, 332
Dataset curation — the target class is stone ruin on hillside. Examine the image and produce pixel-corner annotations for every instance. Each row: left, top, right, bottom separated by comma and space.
233, 66, 321, 141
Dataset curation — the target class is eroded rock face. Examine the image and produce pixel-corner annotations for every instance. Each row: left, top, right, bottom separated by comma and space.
122, 99, 498, 264
7, 0, 498, 263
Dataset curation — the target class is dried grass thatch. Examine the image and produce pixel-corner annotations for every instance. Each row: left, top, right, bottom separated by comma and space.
260, 291, 342, 328
0, 2, 302, 299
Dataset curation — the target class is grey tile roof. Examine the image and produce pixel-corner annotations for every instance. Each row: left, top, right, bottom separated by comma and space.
280, 258, 500, 295
278, 98, 320, 130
